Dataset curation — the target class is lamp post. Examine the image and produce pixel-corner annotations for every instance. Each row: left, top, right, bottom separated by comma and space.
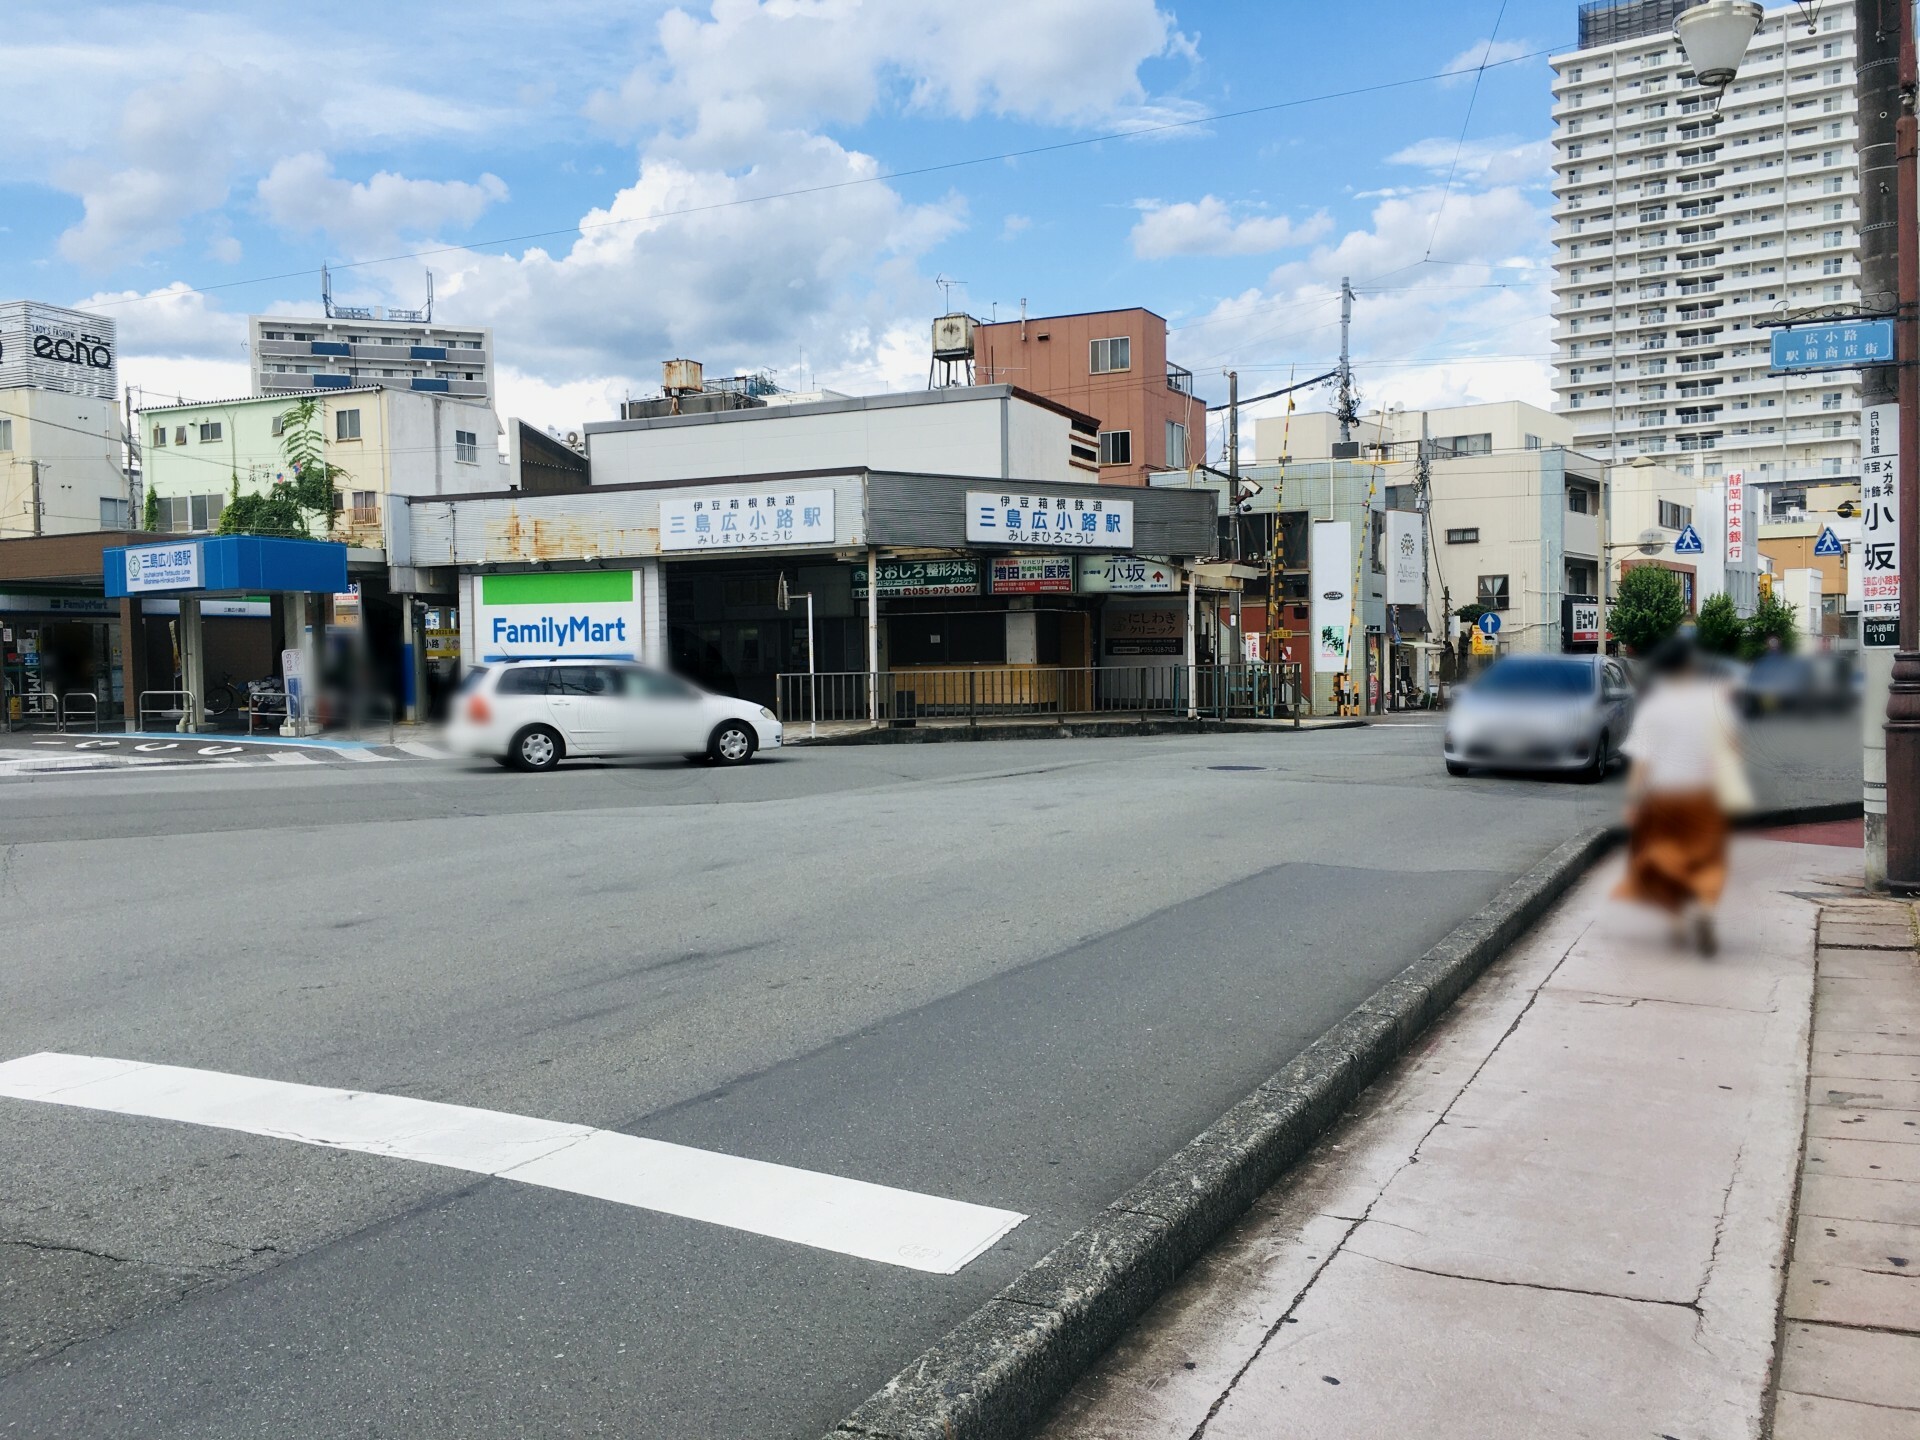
1676, 0, 1920, 890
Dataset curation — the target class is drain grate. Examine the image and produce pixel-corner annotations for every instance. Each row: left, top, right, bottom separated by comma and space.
1207, 764, 1266, 772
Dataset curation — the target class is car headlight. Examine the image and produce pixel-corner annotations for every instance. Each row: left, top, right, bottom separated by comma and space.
759, 707, 777, 721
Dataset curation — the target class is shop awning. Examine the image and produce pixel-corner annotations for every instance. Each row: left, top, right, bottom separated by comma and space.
103, 536, 349, 598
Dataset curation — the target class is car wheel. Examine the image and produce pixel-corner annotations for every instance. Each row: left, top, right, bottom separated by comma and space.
707, 720, 757, 766
1446, 760, 1469, 777
1582, 731, 1610, 784
510, 724, 563, 772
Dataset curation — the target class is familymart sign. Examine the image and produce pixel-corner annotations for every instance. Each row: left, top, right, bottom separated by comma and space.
477, 571, 644, 661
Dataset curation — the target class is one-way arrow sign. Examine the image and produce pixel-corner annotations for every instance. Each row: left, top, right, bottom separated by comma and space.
1813, 526, 1844, 556
1673, 523, 1705, 555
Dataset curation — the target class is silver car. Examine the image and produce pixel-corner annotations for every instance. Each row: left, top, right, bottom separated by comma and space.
1444, 654, 1635, 782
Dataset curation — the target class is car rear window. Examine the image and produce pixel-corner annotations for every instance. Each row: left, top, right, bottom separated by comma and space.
1474, 659, 1596, 696
496, 666, 554, 696
455, 666, 490, 694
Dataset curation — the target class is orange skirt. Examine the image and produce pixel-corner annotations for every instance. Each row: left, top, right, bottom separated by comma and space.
1617, 790, 1730, 912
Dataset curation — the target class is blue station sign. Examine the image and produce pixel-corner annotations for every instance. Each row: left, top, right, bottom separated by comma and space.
1770, 320, 1895, 374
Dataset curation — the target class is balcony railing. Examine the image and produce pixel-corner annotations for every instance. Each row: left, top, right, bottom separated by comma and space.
1166, 363, 1194, 397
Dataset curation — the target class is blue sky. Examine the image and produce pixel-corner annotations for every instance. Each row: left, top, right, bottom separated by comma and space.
3, 0, 1582, 449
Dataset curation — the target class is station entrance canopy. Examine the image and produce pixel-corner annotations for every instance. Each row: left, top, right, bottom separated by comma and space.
103, 536, 348, 598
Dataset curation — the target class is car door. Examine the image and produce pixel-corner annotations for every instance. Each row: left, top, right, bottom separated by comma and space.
1602, 660, 1634, 736
618, 667, 711, 753
544, 665, 624, 753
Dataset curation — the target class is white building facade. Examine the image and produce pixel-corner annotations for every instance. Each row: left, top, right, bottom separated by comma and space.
1551, 1, 1862, 512
0, 301, 129, 537
250, 315, 493, 406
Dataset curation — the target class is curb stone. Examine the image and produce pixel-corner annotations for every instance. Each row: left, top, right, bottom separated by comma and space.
787, 718, 1369, 746
826, 800, 1864, 1440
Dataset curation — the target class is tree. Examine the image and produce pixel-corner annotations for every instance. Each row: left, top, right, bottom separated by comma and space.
141, 485, 159, 532
1695, 592, 1744, 656
213, 399, 344, 539
1608, 564, 1686, 655
1741, 591, 1801, 661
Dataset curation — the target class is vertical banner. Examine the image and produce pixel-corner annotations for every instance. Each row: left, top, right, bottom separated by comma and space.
1385, 511, 1425, 607
1724, 469, 1746, 565
1862, 403, 1901, 647
1310, 520, 1353, 671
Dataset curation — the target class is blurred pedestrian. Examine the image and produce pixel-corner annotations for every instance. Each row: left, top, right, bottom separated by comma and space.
1616, 634, 1752, 955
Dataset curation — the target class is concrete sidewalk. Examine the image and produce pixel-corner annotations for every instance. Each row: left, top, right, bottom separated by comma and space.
1039, 828, 1916, 1440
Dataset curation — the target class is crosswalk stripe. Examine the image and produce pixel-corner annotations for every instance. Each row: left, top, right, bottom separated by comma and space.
0, 1053, 1025, 1274
334, 748, 391, 763
393, 740, 455, 760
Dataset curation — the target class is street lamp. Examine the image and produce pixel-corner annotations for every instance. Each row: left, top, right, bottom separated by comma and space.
1673, 1, 1764, 90
1676, 1, 1920, 891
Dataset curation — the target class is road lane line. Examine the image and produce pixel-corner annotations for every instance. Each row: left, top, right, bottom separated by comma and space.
0, 1053, 1025, 1274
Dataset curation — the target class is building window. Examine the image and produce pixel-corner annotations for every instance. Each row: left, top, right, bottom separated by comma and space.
147, 424, 166, 448
99, 497, 129, 528
455, 429, 479, 463
271, 414, 286, 437
198, 421, 222, 443
336, 408, 361, 441
174, 427, 187, 446
1436, 432, 1493, 457
0, 418, 12, 451
1478, 575, 1512, 611
1822, 257, 1843, 275
1822, 391, 1842, 410
1098, 430, 1132, 466
161, 493, 225, 533
1658, 500, 1692, 529
1568, 487, 1591, 514
1446, 527, 1480, 545
1089, 336, 1131, 374
1525, 433, 1542, 450
350, 490, 377, 519
1163, 421, 1187, 468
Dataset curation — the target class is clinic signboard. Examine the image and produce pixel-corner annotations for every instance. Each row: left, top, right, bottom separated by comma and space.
659, 487, 835, 551
123, 543, 203, 593
477, 571, 643, 661
989, 556, 1073, 594
851, 559, 979, 599
1862, 402, 1901, 647
0, 301, 117, 401
1077, 555, 1177, 593
966, 491, 1134, 548
1105, 607, 1183, 656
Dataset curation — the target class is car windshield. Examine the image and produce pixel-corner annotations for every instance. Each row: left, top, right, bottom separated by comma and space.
1472, 659, 1595, 697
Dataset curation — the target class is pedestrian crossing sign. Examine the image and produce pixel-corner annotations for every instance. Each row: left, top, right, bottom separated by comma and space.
1673, 524, 1705, 555
1813, 526, 1844, 557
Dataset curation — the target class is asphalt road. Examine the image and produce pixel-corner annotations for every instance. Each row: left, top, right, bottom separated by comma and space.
0, 716, 1859, 1438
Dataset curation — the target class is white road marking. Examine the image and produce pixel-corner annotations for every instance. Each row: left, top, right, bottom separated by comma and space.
334, 748, 391, 763
0, 1053, 1025, 1274
393, 740, 455, 760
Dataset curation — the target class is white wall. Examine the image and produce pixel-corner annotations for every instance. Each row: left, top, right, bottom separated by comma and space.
0, 386, 127, 537
380, 392, 500, 497
588, 393, 1080, 486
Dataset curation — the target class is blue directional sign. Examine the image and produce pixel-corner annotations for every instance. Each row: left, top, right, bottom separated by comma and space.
1673, 523, 1705, 555
1813, 526, 1845, 557
1478, 611, 1502, 637
1771, 320, 1895, 374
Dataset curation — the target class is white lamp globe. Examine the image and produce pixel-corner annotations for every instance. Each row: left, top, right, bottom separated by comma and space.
1674, 0, 1765, 87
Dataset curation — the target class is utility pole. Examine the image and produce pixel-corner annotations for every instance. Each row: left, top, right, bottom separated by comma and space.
1336, 276, 1358, 445
123, 386, 140, 529
1857, 0, 1917, 887
1227, 369, 1239, 559
28, 459, 43, 538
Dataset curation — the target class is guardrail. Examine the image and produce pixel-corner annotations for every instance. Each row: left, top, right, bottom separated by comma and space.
247, 688, 290, 735
775, 664, 1302, 728
14, 692, 62, 731
59, 692, 99, 731
138, 689, 197, 733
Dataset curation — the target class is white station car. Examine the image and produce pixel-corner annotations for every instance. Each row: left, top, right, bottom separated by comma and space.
447, 659, 782, 771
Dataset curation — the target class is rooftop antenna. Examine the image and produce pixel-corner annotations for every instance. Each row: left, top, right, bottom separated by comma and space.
934, 274, 966, 312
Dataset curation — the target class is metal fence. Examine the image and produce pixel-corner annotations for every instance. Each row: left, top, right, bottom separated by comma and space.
775, 664, 1301, 727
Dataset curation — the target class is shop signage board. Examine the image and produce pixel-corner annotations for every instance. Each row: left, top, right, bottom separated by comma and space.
124, 543, 202, 593
1105, 606, 1183, 656
1385, 512, 1424, 607
1724, 469, 1746, 564
966, 491, 1134, 548
989, 556, 1073, 594
1861, 402, 1901, 647
1077, 555, 1177, 593
1309, 520, 1353, 671
477, 570, 644, 661
0, 593, 116, 615
851, 559, 979, 599
1769, 319, 1894, 374
1565, 596, 1602, 646
659, 487, 835, 551
0, 302, 117, 401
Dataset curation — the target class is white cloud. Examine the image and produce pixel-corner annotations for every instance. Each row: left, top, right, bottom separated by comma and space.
1439, 37, 1537, 85
256, 153, 509, 250
1002, 214, 1032, 240
1131, 197, 1332, 259
71, 283, 248, 362
1387, 135, 1553, 188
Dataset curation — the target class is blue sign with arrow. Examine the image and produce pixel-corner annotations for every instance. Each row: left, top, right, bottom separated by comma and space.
1673, 523, 1705, 555
1478, 611, 1502, 637
1813, 526, 1844, 557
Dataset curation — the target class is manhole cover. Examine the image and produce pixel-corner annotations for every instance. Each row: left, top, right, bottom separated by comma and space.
1207, 765, 1266, 772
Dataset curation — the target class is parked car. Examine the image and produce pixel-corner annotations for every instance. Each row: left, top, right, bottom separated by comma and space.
1737, 651, 1858, 716
446, 660, 782, 771
1443, 654, 1635, 781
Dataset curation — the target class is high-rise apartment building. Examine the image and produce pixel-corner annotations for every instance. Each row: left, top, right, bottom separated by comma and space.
249, 314, 494, 406
1550, 0, 1862, 517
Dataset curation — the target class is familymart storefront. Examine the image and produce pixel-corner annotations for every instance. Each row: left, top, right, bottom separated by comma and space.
406, 468, 1222, 711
